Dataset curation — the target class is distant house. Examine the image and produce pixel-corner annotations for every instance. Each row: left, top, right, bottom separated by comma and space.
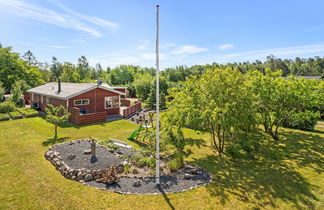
27, 80, 141, 125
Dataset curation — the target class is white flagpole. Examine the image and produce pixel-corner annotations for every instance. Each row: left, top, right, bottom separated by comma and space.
155, 4, 160, 186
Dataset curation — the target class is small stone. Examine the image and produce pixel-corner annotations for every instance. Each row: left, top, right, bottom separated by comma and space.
191, 168, 198, 174
66, 173, 72, 179
59, 165, 67, 172
69, 141, 74, 145
117, 166, 124, 174
53, 151, 60, 156
84, 150, 91, 155
132, 168, 139, 174
84, 174, 93, 182
184, 173, 193, 179
68, 153, 76, 160
71, 176, 76, 181
45, 151, 52, 158
71, 169, 77, 176
133, 180, 141, 187
122, 161, 128, 166
94, 174, 101, 179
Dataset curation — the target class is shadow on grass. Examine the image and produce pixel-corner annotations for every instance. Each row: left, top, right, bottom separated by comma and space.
190, 130, 323, 209
157, 185, 175, 210
42, 137, 70, 146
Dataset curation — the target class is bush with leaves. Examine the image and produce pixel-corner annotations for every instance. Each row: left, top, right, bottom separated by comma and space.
0, 101, 16, 113
283, 110, 320, 131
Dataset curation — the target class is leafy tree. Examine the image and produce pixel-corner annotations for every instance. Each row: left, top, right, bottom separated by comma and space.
22, 50, 38, 66
162, 125, 186, 167
166, 68, 257, 155
77, 56, 92, 82
0, 82, 4, 101
134, 73, 153, 100
45, 105, 69, 139
0, 46, 43, 93
145, 76, 168, 110
10, 80, 29, 106
50, 56, 63, 81
248, 69, 322, 140
61, 62, 81, 82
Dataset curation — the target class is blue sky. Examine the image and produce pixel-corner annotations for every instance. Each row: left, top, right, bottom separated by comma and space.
1, 0, 324, 69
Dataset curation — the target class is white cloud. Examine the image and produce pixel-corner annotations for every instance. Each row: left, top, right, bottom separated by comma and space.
49, 0, 119, 30
50, 45, 70, 49
89, 51, 166, 68
0, 0, 119, 37
171, 45, 208, 55
213, 43, 324, 63
160, 42, 176, 50
218, 44, 234, 50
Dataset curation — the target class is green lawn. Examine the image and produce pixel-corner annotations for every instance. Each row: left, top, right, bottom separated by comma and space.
0, 117, 323, 209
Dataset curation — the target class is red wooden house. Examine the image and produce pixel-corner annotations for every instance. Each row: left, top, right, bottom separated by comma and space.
27, 81, 141, 125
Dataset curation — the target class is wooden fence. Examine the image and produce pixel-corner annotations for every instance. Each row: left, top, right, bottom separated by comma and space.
122, 102, 142, 117
68, 107, 106, 125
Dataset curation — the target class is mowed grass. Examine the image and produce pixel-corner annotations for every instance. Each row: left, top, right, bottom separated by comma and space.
0, 117, 323, 210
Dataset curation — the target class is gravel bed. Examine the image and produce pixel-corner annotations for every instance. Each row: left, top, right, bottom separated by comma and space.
52, 140, 123, 170
49, 140, 212, 194
84, 166, 211, 194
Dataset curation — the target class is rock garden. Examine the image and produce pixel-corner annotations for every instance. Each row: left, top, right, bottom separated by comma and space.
45, 139, 212, 194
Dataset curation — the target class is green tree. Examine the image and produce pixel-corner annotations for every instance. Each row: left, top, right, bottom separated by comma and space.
145, 76, 168, 110
61, 62, 81, 82
248, 69, 321, 140
0, 82, 4, 101
134, 73, 153, 100
10, 80, 27, 106
45, 105, 69, 139
0, 46, 43, 93
50, 57, 63, 81
22, 50, 38, 66
77, 56, 92, 82
166, 68, 257, 155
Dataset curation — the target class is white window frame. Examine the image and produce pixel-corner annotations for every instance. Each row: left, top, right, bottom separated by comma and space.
105, 96, 121, 109
46, 97, 51, 104
105, 96, 113, 109
74, 99, 89, 106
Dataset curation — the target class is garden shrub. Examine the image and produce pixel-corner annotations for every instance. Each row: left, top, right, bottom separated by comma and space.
9, 111, 23, 119
0, 113, 10, 120
225, 145, 243, 159
99, 139, 118, 150
168, 155, 184, 172
0, 101, 16, 113
283, 110, 320, 131
138, 157, 155, 168
18, 108, 38, 116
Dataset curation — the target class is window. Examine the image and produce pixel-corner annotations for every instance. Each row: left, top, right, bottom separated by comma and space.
74, 99, 89, 106
105, 96, 120, 109
46, 97, 51, 104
